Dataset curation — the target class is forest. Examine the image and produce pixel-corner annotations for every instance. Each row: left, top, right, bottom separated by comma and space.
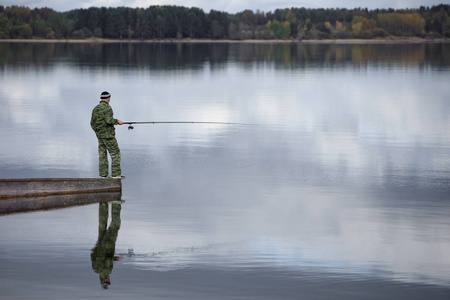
0, 4, 449, 40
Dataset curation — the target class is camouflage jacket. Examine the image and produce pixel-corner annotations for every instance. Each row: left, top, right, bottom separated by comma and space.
90, 101, 118, 139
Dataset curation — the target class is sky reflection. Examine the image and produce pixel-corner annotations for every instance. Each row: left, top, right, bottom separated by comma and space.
1, 43, 450, 296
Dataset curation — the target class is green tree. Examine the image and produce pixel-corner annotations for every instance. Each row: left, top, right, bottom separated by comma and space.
239, 9, 255, 27
104, 8, 128, 39
426, 8, 450, 37
32, 17, 47, 37
209, 10, 229, 38
239, 22, 253, 39
5, 6, 32, 26
268, 20, 291, 39
228, 22, 240, 39
188, 7, 209, 39
284, 9, 297, 23
88, 7, 102, 31
0, 4, 448, 40
47, 13, 74, 38
211, 20, 224, 39
255, 24, 273, 39
135, 8, 151, 39
11, 23, 33, 38
94, 27, 102, 37
0, 12, 10, 37
155, 14, 166, 38
281, 21, 291, 39
443, 11, 450, 37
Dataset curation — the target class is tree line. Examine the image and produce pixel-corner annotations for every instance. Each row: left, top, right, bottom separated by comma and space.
0, 4, 449, 40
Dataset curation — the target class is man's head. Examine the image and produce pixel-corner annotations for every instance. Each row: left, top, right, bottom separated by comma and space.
100, 91, 111, 102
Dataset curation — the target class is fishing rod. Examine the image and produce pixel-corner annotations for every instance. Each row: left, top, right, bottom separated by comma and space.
122, 121, 258, 130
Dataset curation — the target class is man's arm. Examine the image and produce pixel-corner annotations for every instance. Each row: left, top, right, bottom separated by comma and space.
104, 107, 122, 125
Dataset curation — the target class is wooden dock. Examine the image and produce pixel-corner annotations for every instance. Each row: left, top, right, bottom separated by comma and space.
0, 191, 122, 215
0, 178, 122, 215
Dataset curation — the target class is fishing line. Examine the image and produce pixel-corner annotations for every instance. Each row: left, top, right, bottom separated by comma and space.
123, 121, 258, 130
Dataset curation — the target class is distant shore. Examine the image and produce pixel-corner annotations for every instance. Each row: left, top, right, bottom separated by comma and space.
0, 37, 448, 44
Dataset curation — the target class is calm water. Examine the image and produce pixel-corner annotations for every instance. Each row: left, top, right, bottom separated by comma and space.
1, 42, 450, 299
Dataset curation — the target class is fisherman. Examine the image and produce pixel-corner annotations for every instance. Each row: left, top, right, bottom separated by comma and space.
90, 91, 124, 179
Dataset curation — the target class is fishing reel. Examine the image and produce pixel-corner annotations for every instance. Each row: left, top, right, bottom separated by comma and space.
128, 125, 134, 130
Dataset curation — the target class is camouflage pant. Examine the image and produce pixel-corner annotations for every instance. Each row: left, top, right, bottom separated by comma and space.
98, 138, 121, 177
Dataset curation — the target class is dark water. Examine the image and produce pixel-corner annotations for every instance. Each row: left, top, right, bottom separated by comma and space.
0, 42, 450, 299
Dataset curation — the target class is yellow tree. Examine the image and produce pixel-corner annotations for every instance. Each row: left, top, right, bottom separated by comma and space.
352, 16, 377, 38
378, 12, 425, 36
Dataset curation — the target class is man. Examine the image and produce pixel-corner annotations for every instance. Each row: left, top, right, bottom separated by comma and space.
90, 91, 124, 178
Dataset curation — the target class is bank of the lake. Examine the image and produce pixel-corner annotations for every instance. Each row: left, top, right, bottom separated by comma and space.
0, 37, 448, 44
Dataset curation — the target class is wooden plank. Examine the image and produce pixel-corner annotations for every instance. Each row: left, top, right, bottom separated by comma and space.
0, 191, 122, 215
0, 178, 122, 199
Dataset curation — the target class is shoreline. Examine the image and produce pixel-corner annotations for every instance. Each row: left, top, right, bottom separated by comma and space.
0, 37, 448, 44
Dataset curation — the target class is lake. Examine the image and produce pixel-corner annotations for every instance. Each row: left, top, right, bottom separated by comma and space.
0, 41, 450, 299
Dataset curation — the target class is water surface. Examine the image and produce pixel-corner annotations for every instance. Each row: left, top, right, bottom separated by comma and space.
0, 42, 450, 299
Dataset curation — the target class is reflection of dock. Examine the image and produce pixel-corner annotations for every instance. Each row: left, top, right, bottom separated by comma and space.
0, 178, 122, 215
0, 178, 121, 198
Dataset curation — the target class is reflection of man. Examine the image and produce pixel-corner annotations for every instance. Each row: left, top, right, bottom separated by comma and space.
90, 91, 124, 179
91, 202, 122, 289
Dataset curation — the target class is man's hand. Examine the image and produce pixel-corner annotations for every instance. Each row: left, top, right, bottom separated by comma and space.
118, 120, 123, 125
